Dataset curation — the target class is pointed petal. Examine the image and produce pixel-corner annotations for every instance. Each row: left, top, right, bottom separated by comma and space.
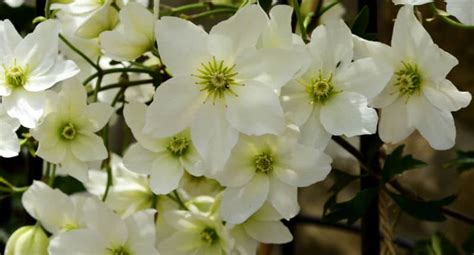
70, 133, 108, 161
298, 107, 332, 149
379, 99, 414, 144
149, 154, 184, 194
243, 220, 292, 244
423, 80, 471, 112
268, 177, 299, 220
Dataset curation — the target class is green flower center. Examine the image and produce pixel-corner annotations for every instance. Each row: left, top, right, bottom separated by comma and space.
167, 136, 190, 156
304, 73, 338, 104
394, 62, 422, 97
193, 57, 240, 103
4, 64, 28, 88
254, 153, 274, 174
60, 123, 77, 140
108, 246, 131, 255
200, 227, 218, 245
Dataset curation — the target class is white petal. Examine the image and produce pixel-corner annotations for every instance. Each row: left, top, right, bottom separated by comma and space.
220, 174, 270, 224
191, 101, 239, 173
70, 133, 108, 161
252, 203, 283, 221
0, 123, 20, 158
215, 139, 256, 187
275, 144, 332, 187
243, 220, 292, 244
447, 0, 474, 25
76, 6, 119, 39
144, 76, 204, 138
299, 107, 332, 149
62, 151, 90, 182
36, 140, 67, 164
378, 98, 415, 144
25, 60, 79, 92
85, 102, 114, 132
352, 35, 394, 61
230, 226, 259, 255
407, 95, 456, 150
225, 81, 285, 136
309, 19, 353, 72
149, 154, 184, 194
259, 5, 294, 48
125, 209, 157, 247
209, 4, 267, 59
49, 229, 107, 255
0, 20, 22, 57
123, 143, 157, 175
3, 89, 48, 128
158, 231, 201, 254
320, 92, 378, 137
335, 57, 393, 99
423, 80, 472, 112
161, 210, 201, 230
235, 48, 305, 90
156, 17, 209, 76
281, 80, 313, 126
268, 177, 300, 220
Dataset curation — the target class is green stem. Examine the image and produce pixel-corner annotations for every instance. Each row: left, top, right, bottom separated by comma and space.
185, 8, 236, 20
173, 190, 188, 210
292, 0, 308, 42
83, 68, 155, 86
101, 125, 112, 202
161, 2, 237, 16
59, 34, 101, 71
87, 79, 154, 96
44, 0, 51, 18
430, 3, 474, 30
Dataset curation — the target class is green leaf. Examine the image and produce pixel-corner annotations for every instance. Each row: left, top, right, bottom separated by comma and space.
448, 150, 474, 173
414, 232, 460, 255
323, 187, 378, 225
322, 169, 359, 216
351, 6, 369, 38
258, 0, 272, 12
382, 145, 427, 182
389, 192, 456, 222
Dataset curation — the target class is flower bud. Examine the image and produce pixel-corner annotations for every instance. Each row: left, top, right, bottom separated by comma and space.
4, 225, 49, 255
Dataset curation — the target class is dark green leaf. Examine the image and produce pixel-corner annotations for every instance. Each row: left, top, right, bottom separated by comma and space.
258, 0, 272, 12
54, 176, 86, 195
449, 150, 474, 173
323, 187, 378, 225
414, 232, 460, 255
389, 192, 456, 222
383, 145, 427, 182
322, 169, 359, 216
351, 6, 369, 37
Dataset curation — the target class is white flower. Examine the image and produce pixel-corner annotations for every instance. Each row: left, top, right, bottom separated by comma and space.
52, 0, 118, 39
21, 181, 87, 234
100, 2, 157, 61
0, 20, 79, 128
85, 154, 154, 218
392, 0, 432, 5
216, 130, 332, 224
4, 0, 24, 8
49, 199, 159, 255
319, 0, 346, 24
353, 6, 472, 150
158, 210, 233, 254
123, 101, 204, 194
0, 104, 20, 158
258, 5, 305, 49
281, 19, 392, 149
145, 4, 304, 172
31, 82, 114, 182
446, 0, 474, 25
230, 203, 292, 255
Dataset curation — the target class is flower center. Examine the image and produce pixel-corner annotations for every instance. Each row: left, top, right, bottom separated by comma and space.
4, 64, 28, 88
167, 136, 190, 156
193, 57, 240, 103
305, 73, 337, 104
108, 246, 131, 255
61, 123, 77, 140
61, 223, 79, 231
394, 62, 422, 97
200, 227, 218, 245
254, 153, 274, 174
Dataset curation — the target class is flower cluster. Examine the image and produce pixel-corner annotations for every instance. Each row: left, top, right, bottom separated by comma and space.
0, 1, 471, 255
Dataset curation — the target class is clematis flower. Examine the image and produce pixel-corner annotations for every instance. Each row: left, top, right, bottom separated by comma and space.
4, 0, 24, 8
85, 154, 154, 218
145, 4, 304, 172
100, 2, 157, 61
0, 104, 21, 158
0, 20, 79, 128
446, 0, 474, 25
258, 5, 305, 49
31, 82, 114, 182
158, 210, 234, 254
281, 19, 392, 149
21, 181, 87, 234
230, 203, 292, 255
216, 129, 332, 224
353, 6, 472, 150
392, 0, 432, 5
123, 101, 204, 194
49, 199, 159, 255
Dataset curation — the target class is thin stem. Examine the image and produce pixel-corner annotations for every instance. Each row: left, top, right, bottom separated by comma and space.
59, 34, 101, 71
93, 73, 103, 102
48, 165, 56, 187
102, 164, 113, 202
184, 8, 236, 20
430, 3, 474, 30
83, 68, 154, 86
173, 190, 188, 210
44, 0, 51, 18
161, 2, 237, 16
292, 0, 308, 42
88, 79, 154, 96
101, 125, 112, 202
154, 0, 160, 18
